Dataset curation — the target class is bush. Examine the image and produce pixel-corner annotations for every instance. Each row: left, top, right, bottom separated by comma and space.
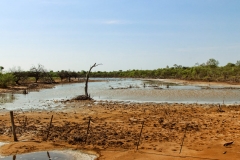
0, 73, 15, 88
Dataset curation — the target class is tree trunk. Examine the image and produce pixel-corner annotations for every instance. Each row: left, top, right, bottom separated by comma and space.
84, 63, 101, 97
15, 78, 21, 85
84, 74, 89, 97
35, 77, 39, 83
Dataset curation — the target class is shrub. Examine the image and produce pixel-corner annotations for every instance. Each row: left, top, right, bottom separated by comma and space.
0, 73, 15, 88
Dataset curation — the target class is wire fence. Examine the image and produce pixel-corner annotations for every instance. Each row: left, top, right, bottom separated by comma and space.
1, 104, 238, 153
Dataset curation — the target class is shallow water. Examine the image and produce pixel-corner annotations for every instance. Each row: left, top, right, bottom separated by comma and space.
0, 150, 97, 160
0, 94, 15, 104
1, 78, 240, 111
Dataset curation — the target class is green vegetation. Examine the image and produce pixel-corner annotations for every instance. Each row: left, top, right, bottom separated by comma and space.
1, 59, 240, 88
0, 73, 15, 88
90, 59, 240, 83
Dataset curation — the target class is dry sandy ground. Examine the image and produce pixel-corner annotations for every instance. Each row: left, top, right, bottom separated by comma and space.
0, 100, 240, 160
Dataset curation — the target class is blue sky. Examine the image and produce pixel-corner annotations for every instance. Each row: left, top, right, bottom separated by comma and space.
0, 0, 240, 72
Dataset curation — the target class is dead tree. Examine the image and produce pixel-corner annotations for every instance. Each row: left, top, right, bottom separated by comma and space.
85, 63, 101, 97
29, 64, 45, 83
72, 63, 101, 100
10, 67, 28, 85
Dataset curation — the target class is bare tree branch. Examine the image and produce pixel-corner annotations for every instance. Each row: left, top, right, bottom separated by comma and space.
85, 63, 102, 97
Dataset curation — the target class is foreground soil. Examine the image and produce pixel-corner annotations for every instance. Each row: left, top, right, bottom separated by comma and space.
0, 100, 240, 160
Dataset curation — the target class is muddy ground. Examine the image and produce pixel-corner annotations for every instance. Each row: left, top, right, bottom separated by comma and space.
0, 100, 240, 160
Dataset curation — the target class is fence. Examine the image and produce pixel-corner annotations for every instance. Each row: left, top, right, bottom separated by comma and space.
1, 110, 201, 153
1, 104, 238, 154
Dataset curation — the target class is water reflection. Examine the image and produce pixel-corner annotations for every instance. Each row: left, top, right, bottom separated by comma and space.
0, 150, 97, 160
0, 93, 15, 104
2, 151, 75, 160
47, 151, 50, 159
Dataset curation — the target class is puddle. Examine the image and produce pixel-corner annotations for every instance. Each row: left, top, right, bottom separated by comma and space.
0, 150, 97, 160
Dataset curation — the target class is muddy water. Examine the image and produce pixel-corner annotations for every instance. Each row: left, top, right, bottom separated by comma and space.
90, 78, 240, 104
0, 150, 97, 160
0, 94, 15, 104
0, 78, 240, 111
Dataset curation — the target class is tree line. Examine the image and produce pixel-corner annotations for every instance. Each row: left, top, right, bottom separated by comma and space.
0, 59, 240, 88
89, 59, 240, 83
0, 64, 86, 88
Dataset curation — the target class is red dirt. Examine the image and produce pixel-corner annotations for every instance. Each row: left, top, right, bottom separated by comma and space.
1, 100, 240, 159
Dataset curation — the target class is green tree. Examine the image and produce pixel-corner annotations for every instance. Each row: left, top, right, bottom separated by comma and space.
57, 70, 66, 82
10, 66, 28, 85
225, 63, 235, 67
206, 58, 219, 67
0, 73, 15, 88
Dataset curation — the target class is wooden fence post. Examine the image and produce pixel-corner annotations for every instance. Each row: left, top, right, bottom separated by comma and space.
45, 115, 53, 141
85, 117, 91, 144
24, 116, 28, 131
10, 111, 18, 141
179, 123, 188, 154
136, 121, 144, 150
